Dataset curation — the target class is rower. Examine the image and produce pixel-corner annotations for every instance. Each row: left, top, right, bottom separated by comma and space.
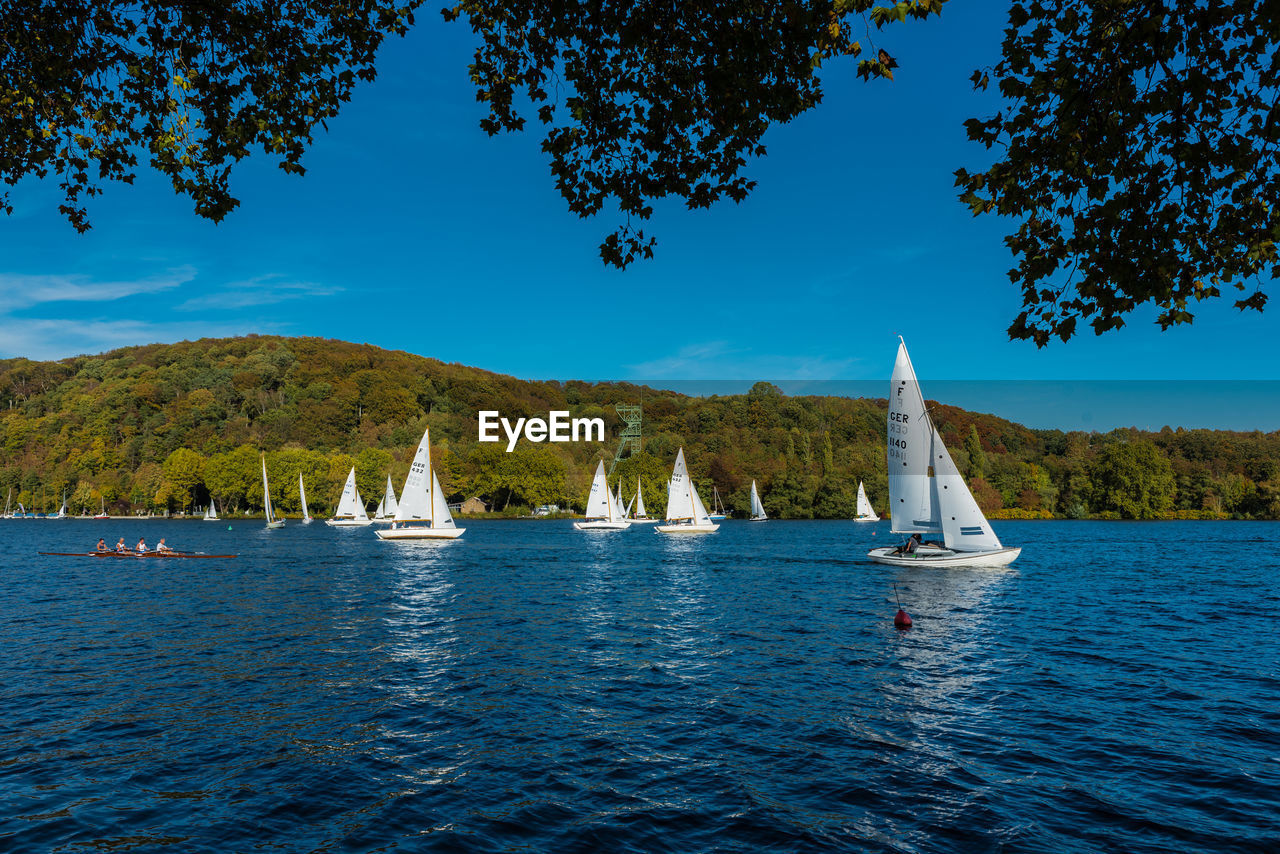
96, 538, 108, 552
135, 537, 148, 553
156, 538, 171, 553
115, 537, 128, 552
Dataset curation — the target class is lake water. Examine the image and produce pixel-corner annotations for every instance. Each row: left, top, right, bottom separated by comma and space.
1, 519, 1277, 852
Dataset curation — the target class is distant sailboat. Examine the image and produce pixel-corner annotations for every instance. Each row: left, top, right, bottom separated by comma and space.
2, 488, 10, 519
709, 486, 727, 522
853, 481, 879, 522
204, 498, 220, 521
656, 448, 719, 534
94, 496, 109, 519
326, 467, 372, 527
262, 456, 285, 529
629, 477, 658, 524
749, 480, 767, 522
373, 475, 399, 523
866, 338, 1020, 568
375, 427, 465, 540
574, 461, 632, 530
299, 474, 312, 524
54, 493, 68, 519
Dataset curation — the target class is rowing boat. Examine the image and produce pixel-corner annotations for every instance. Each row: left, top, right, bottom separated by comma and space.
38, 551, 238, 559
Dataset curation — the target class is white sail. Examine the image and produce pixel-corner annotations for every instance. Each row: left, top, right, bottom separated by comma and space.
299, 474, 311, 522
375, 475, 399, 520
584, 461, 614, 520
431, 470, 456, 528
665, 450, 696, 521
205, 498, 219, 521
395, 428, 434, 522
887, 340, 942, 536
634, 478, 647, 517
931, 423, 1002, 551
262, 456, 283, 527
855, 481, 879, 521
750, 480, 767, 520
334, 467, 368, 521
885, 339, 1002, 553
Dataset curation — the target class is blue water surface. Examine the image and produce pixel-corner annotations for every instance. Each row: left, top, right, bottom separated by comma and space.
1, 519, 1278, 853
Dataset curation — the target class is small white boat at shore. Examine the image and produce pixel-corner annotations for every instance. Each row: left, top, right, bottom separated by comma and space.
748, 480, 767, 522
853, 481, 879, 522
375, 427, 464, 540
299, 474, 312, 524
326, 467, 372, 527
574, 461, 631, 531
262, 456, 285, 529
656, 449, 718, 534
628, 477, 658, 524
866, 338, 1019, 569
204, 499, 220, 521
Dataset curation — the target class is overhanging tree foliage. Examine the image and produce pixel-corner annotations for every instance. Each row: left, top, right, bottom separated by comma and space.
958, 0, 1280, 344
443, 0, 943, 266
5, 2, 1275, 342
0, 0, 421, 230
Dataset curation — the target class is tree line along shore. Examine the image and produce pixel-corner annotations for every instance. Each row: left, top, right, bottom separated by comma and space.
2, 336, 1277, 521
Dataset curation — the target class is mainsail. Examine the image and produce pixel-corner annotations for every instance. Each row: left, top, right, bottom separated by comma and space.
584, 461, 615, 521
334, 467, 369, 521
888, 339, 1001, 552
855, 481, 879, 521
750, 480, 767, 520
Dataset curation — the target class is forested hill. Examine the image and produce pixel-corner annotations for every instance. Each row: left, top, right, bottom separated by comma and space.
1, 336, 1277, 520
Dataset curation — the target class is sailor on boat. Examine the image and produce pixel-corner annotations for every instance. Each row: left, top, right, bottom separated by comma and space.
96, 538, 108, 552
156, 538, 171, 553
135, 537, 148, 553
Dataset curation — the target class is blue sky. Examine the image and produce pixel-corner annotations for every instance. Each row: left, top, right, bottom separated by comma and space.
2, 5, 1278, 431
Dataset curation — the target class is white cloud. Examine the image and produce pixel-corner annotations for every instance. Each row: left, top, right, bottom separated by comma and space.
174, 274, 341, 312
626, 341, 862, 381
0, 266, 196, 311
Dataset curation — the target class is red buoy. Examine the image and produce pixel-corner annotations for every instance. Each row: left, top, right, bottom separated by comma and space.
894, 608, 913, 628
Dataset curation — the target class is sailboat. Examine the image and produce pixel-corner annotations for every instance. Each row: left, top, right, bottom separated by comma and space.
629, 477, 658, 524
2, 488, 10, 519
867, 339, 1020, 568
375, 427, 465, 540
93, 496, 109, 519
299, 474, 312, 524
656, 448, 719, 534
54, 493, 68, 519
262, 456, 285, 528
748, 480, 767, 522
709, 485, 728, 521
574, 461, 632, 530
854, 481, 880, 522
204, 498, 220, 521
372, 475, 399, 523
326, 467, 372, 527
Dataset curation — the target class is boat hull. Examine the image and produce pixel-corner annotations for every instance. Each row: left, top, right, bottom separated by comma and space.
866, 546, 1021, 568
374, 526, 465, 540
265, 520, 285, 529
573, 520, 631, 530
749, 516, 767, 522
655, 522, 720, 534
628, 517, 660, 525
325, 518, 372, 527
853, 515, 880, 522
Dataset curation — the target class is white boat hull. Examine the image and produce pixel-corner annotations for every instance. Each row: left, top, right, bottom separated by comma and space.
573, 519, 631, 530
374, 526, 465, 540
866, 546, 1021, 568
325, 518, 372, 527
853, 515, 879, 522
655, 522, 720, 534
749, 516, 767, 522
265, 520, 285, 529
